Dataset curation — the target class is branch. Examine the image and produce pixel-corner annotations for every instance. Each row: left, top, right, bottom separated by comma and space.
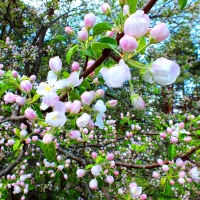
0, 115, 26, 124
0, 146, 25, 178
57, 147, 86, 166
102, 187, 111, 200
115, 145, 200, 169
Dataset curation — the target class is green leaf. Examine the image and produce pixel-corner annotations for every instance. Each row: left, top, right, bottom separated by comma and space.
13, 140, 20, 151
85, 164, 94, 170
35, 140, 43, 150
99, 37, 117, 46
69, 91, 81, 101
178, 0, 187, 9
62, 71, 70, 79
37, 121, 48, 127
94, 65, 104, 76
66, 45, 79, 64
15, 128, 21, 138
80, 46, 95, 58
28, 94, 40, 104
136, 36, 146, 54
42, 142, 56, 161
168, 144, 177, 160
55, 35, 66, 42
160, 178, 166, 187
80, 79, 91, 90
32, 105, 43, 119
92, 42, 116, 57
127, 0, 138, 14
92, 22, 113, 37
95, 156, 105, 164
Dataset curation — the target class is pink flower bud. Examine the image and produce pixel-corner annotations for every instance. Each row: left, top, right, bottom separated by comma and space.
162, 165, 169, 172
107, 100, 118, 107
114, 171, 119, 176
43, 134, 53, 144
49, 56, 62, 72
106, 176, 114, 184
140, 194, 147, 200
20, 80, 32, 93
69, 130, 81, 139
30, 75, 36, 82
160, 132, 167, 139
184, 136, 192, 142
8, 139, 15, 146
157, 159, 163, 166
32, 136, 38, 142
0, 64, 3, 69
152, 171, 160, 178
131, 95, 145, 110
89, 179, 98, 190
178, 178, 185, 184
16, 97, 25, 106
64, 26, 74, 35
26, 138, 31, 144
179, 171, 185, 178
123, 5, 129, 15
170, 180, 175, 185
86, 119, 95, 130
4, 92, 18, 103
81, 91, 95, 105
170, 136, 178, 143
64, 101, 72, 112
106, 31, 114, 37
150, 23, 169, 42
69, 100, 81, 114
78, 28, 88, 41
64, 174, 68, 180
167, 127, 172, 134
71, 62, 80, 71
119, 35, 138, 52
176, 158, 183, 167
58, 165, 64, 170
84, 13, 96, 28
96, 89, 105, 97
12, 70, 18, 77
187, 178, 192, 183
107, 153, 114, 161
92, 152, 98, 159
76, 169, 86, 178
25, 108, 36, 120
0, 70, 4, 76
101, 3, 111, 14
124, 10, 150, 38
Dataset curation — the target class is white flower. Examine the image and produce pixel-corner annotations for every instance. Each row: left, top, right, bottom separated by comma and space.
76, 113, 91, 128
130, 186, 142, 198
91, 165, 102, 177
190, 167, 200, 182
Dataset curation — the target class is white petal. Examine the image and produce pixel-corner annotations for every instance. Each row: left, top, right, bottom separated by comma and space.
47, 71, 57, 86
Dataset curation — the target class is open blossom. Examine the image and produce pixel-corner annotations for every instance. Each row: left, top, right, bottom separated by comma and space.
124, 10, 150, 38
100, 59, 131, 88
45, 102, 67, 127
106, 176, 114, 184
189, 167, 200, 181
143, 58, 180, 86
76, 113, 91, 128
49, 56, 62, 72
76, 169, 86, 178
93, 100, 106, 129
91, 165, 102, 176
150, 23, 170, 42
4, 92, 18, 103
40, 91, 59, 110
130, 186, 142, 198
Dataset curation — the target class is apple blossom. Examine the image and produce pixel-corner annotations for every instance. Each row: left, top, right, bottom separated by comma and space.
69, 130, 81, 139
107, 100, 118, 107
106, 31, 114, 37
69, 100, 81, 114
178, 178, 185, 184
84, 13, 96, 28
131, 94, 146, 110
89, 179, 98, 190
176, 158, 184, 167
91, 165, 102, 176
124, 10, 150, 38
20, 80, 32, 93
140, 194, 147, 200
71, 62, 80, 71
189, 167, 200, 181
130, 186, 142, 198
43, 134, 53, 144
81, 91, 95, 105
25, 108, 36, 120
101, 3, 111, 14
12, 70, 18, 77
76, 169, 86, 178
4, 92, 18, 104
7, 139, 15, 146
96, 89, 105, 97
143, 58, 180, 86
91, 152, 98, 159
123, 5, 129, 15
0, 70, 4, 76
152, 171, 160, 178
78, 28, 88, 41
150, 23, 170, 42
162, 165, 169, 172
100, 59, 131, 88
30, 75, 36, 81
106, 176, 114, 184
16, 96, 25, 106
76, 113, 91, 128
107, 153, 114, 161
49, 56, 62, 72
157, 159, 163, 166
64, 26, 74, 35
119, 35, 138, 52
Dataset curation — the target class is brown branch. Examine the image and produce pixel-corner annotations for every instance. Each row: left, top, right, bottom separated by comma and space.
57, 147, 86, 166
0, 115, 26, 124
115, 145, 200, 169
187, 158, 200, 167
143, 0, 158, 14
0, 145, 25, 178
102, 187, 111, 200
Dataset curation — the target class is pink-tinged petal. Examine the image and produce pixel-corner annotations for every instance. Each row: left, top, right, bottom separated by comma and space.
96, 112, 104, 129
40, 101, 49, 110
54, 101, 66, 116
54, 79, 69, 89
47, 71, 57, 86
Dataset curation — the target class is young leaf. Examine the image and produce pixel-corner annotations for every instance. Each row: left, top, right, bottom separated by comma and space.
42, 142, 56, 161
178, 0, 187, 9
13, 140, 21, 151
127, 0, 138, 14
92, 22, 113, 37
136, 36, 146, 54
168, 144, 177, 160
66, 45, 79, 64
